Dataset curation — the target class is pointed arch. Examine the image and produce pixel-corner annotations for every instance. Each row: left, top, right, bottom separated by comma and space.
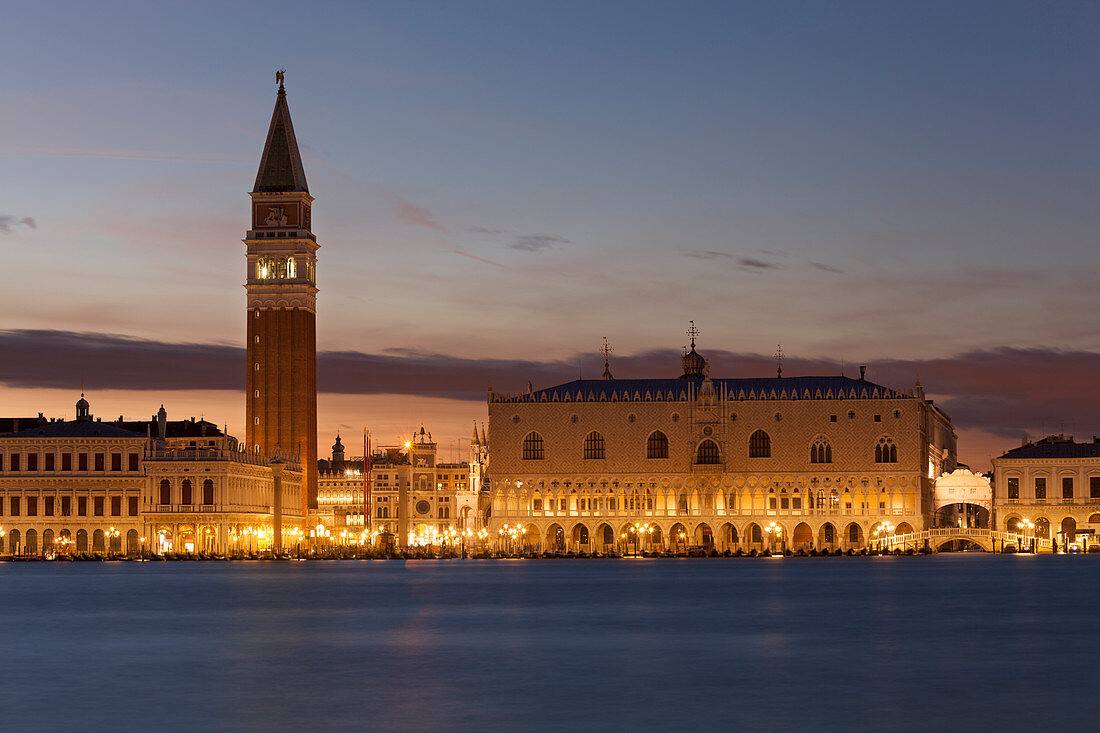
695, 439, 720, 465
810, 435, 833, 464
749, 429, 771, 458
646, 430, 669, 459
522, 431, 544, 460
583, 431, 605, 460
875, 437, 898, 463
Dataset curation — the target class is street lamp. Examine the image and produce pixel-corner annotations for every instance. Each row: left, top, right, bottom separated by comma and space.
631, 523, 653, 556
139, 535, 146, 559
106, 526, 121, 555
1016, 518, 1034, 553
872, 521, 895, 552
765, 522, 783, 553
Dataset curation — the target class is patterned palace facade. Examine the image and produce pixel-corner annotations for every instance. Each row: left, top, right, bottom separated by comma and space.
487, 340, 957, 553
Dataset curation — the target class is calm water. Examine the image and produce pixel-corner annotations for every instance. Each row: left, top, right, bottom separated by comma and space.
1, 556, 1097, 732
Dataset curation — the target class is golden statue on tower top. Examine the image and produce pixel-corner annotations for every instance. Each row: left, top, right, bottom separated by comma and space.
276, 69, 286, 88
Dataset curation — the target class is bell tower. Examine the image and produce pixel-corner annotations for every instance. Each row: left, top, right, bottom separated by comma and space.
244, 74, 318, 515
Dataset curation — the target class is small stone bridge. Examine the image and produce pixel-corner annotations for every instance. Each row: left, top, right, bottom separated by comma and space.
883, 528, 1051, 553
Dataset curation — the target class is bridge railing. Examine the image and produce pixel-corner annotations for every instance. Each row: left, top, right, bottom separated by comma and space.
882, 528, 1052, 551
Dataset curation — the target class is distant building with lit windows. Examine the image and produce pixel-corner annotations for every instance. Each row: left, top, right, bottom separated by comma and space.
0, 395, 300, 556
992, 434, 1100, 551
317, 426, 483, 547
486, 333, 957, 553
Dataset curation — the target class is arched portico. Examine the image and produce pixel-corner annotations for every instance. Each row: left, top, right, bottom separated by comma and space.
571, 523, 590, 550
792, 522, 812, 551
720, 522, 738, 550
546, 523, 565, 551
694, 522, 714, 549
596, 523, 614, 552
524, 524, 541, 552
670, 523, 687, 551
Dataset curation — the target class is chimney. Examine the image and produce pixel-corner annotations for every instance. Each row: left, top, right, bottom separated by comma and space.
859, 365, 866, 381
157, 405, 167, 440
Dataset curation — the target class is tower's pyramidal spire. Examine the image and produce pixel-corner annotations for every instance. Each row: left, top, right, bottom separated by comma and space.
253, 80, 309, 194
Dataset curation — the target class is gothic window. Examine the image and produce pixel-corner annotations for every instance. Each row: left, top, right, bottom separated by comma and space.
677, 494, 689, 515
159, 479, 170, 505
584, 431, 605, 460
875, 437, 898, 463
811, 437, 833, 464
522, 432, 544, 460
647, 431, 669, 459
287, 256, 297, 278
695, 439, 720, 465
749, 430, 771, 458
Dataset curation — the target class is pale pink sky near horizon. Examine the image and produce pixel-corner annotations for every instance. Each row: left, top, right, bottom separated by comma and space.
2, 2, 1098, 471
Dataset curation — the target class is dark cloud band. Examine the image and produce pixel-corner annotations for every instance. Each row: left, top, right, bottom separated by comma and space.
1, 329, 1097, 442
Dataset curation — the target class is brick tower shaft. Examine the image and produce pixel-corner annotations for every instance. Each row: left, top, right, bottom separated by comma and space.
243, 79, 318, 514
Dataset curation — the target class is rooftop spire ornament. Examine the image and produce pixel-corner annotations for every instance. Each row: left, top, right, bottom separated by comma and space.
275, 68, 286, 89
687, 320, 699, 349
774, 344, 784, 378
600, 337, 614, 380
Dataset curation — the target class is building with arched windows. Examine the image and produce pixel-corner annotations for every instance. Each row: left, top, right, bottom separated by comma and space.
486, 337, 957, 553
316, 426, 483, 548
0, 395, 300, 556
991, 435, 1100, 552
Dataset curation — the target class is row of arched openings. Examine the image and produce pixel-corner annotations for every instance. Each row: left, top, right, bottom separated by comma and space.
0, 528, 140, 554
159, 478, 215, 505
522, 429, 897, 464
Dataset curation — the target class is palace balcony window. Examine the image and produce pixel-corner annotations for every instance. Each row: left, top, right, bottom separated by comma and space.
810, 438, 833, 464
181, 479, 193, 506
1034, 477, 1046, 500
749, 430, 771, 458
647, 431, 669, 459
1091, 477, 1100, 499
203, 479, 214, 505
875, 438, 898, 464
695, 439, 720, 465
1062, 477, 1074, 500
159, 479, 171, 505
522, 432, 544, 460
583, 431, 605, 460
1007, 478, 1020, 500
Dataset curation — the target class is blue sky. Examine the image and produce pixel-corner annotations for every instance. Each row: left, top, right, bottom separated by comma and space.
2, 1, 1098, 461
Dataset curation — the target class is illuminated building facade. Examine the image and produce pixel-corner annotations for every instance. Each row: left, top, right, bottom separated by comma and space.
244, 78, 319, 517
317, 428, 481, 548
0, 396, 144, 555
992, 435, 1100, 551
487, 336, 957, 553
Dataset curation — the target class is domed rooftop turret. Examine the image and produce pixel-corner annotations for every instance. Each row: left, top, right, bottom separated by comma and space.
680, 345, 706, 379
75, 393, 91, 421
331, 434, 344, 458
679, 320, 706, 379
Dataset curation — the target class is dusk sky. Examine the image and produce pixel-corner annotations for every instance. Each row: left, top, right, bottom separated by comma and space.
2, 1, 1098, 468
